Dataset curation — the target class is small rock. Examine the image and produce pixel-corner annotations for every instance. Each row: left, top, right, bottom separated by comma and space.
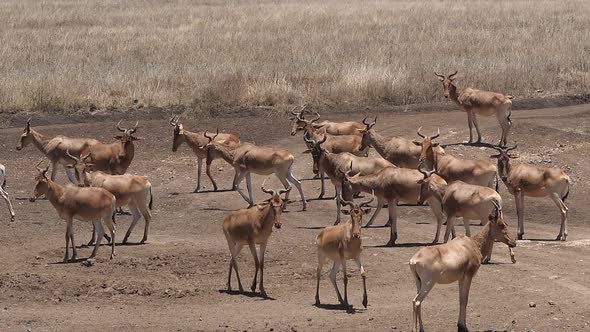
35, 256, 43, 260
307, 318, 312, 322
81, 259, 95, 267
367, 317, 374, 321
529, 302, 536, 308
548, 300, 556, 305
199, 317, 203, 321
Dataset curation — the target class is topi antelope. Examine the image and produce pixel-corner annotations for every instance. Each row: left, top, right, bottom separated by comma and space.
29, 161, 117, 262
359, 117, 444, 168
435, 71, 513, 146
170, 114, 241, 192
66, 151, 153, 245
223, 185, 291, 298
0, 164, 15, 221
339, 162, 445, 247
205, 130, 307, 210
409, 201, 515, 332
416, 128, 497, 190
417, 167, 516, 263
491, 145, 570, 241
289, 105, 364, 137
16, 118, 100, 182
315, 195, 374, 310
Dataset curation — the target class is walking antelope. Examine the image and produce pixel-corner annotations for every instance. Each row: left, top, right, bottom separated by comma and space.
80, 121, 141, 176
223, 185, 291, 298
29, 161, 117, 262
359, 117, 444, 168
204, 130, 307, 210
170, 115, 241, 192
66, 151, 153, 244
491, 145, 570, 241
339, 162, 445, 247
16, 118, 100, 182
304, 134, 393, 223
416, 128, 497, 190
0, 164, 15, 221
417, 168, 516, 264
315, 195, 374, 310
409, 202, 516, 332
435, 71, 513, 146
290, 106, 364, 137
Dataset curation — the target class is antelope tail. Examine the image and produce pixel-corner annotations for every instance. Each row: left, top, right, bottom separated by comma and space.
562, 178, 570, 203
148, 185, 154, 210
1, 177, 5, 190
495, 172, 499, 192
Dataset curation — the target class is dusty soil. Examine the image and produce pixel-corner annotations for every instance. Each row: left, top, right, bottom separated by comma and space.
0, 104, 589, 331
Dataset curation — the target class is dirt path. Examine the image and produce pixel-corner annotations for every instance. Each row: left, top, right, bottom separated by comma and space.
0, 104, 589, 331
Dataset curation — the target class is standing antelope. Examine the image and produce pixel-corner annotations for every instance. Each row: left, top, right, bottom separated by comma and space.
223, 185, 291, 298
491, 145, 570, 241
67, 151, 153, 244
410, 202, 516, 332
359, 117, 444, 168
204, 130, 307, 210
435, 71, 513, 146
289, 106, 364, 136
0, 163, 15, 221
315, 195, 373, 310
416, 128, 497, 190
417, 168, 516, 264
170, 115, 241, 192
16, 118, 100, 182
340, 162, 445, 247
29, 161, 117, 262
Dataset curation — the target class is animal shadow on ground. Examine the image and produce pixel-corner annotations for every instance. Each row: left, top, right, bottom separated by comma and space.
314, 303, 365, 314
365, 242, 432, 249
218, 289, 276, 300
442, 141, 499, 149
193, 189, 233, 194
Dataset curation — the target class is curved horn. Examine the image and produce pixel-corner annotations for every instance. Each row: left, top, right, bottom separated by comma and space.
417, 126, 426, 138
80, 151, 92, 161
340, 197, 355, 208
345, 161, 354, 177
360, 191, 375, 207
128, 121, 139, 134
26, 118, 32, 131
65, 149, 80, 163
170, 115, 181, 126
448, 71, 458, 79
362, 117, 370, 125
261, 181, 276, 197
431, 128, 440, 140
434, 72, 445, 79
310, 112, 321, 123
303, 131, 315, 144
317, 133, 328, 145
35, 159, 46, 172
278, 186, 292, 195
491, 200, 502, 218
115, 120, 126, 132
506, 145, 518, 152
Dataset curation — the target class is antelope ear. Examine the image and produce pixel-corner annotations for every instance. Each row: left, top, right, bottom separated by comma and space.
412, 141, 422, 146
416, 179, 424, 184
341, 209, 351, 215
357, 128, 366, 133
362, 208, 372, 214
66, 165, 75, 169
130, 136, 144, 141
509, 154, 519, 159
432, 142, 440, 147
490, 154, 501, 158
302, 149, 311, 154
114, 135, 123, 139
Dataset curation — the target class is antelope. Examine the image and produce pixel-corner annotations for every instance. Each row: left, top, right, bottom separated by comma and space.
289, 106, 364, 137
298, 113, 367, 155
435, 71, 513, 146
204, 130, 307, 210
170, 115, 241, 192
29, 161, 117, 262
339, 162, 445, 247
80, 121, 141, 176
359, 117, 444, 168
304, 134, 393, 223
315, 195, 374, 310
409, 202, 516, 332
223, 185, 291, 298
0, 164, 15, 221
66, 151, 153, 244
491, 145, 570, 241
416, 128, 497, 190
16, 118, 100, 182
417, 167, 516, 264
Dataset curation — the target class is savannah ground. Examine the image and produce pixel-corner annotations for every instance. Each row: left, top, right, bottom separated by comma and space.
0, 105, 589, 331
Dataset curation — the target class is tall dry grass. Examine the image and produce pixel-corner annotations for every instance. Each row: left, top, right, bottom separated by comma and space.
0, 0, 588, 114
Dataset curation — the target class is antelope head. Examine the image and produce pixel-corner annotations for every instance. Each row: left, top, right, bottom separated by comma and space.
435, 71, 458, 99
65, 149, 93, 186
170, 114, 185, 152
16, 118, 33, 151
414, 126, 440, 172
289, 104, 311, 136
303, 131, 327, 175
490, 145, 519, 181
30, 160, 51, 202
260, 184, 292, 229
416, 166, 437, 205
114, 120, 142, 157
340, 194, 374, 239
489, 200, 516, 248
359, 116, 377, 151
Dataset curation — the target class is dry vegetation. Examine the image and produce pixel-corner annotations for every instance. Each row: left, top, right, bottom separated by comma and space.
0, 0, 588, 114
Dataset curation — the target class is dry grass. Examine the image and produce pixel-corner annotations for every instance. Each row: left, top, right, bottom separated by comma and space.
0, 0, 588, 114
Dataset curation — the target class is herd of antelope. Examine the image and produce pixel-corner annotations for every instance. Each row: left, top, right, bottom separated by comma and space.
0, 72, 572, 331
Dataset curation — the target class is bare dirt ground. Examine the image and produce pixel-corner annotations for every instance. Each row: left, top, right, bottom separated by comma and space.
0, 105, 589, 331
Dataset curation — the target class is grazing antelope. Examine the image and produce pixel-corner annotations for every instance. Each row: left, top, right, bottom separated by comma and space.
205, 130, 307, 210
491, 145, 570, 241
409, 202, 516, 332
16, 118, 100, 182
223, 185, 291, 298
417, 168, 516, 264
29, 161, 117, 262
340, 162, 445, 247
81, 121, 141, 176
67, 151, 153, 244
416, 128, 497, 190
359, 117, 444, 168
315, 195, 374, 310
435, 71, 513, 146
290, 106, 364, 137
0, 164, 15, 221
170, 115, 241, 192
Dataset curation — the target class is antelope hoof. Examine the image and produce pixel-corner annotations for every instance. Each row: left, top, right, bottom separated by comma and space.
10, 216, 15, 222
333, 220, 340, 226
511, 256, 517, 264
315, 298, 320, 306
457, 322, 469, 332
260, 290, 268, 299
556, 234, 566, 241
362, 296, 368, 308
251, 283, 256, 292
63, 257, 69, 263
517, 233, 523, 240
140, 238, 147, 244
317, 193, 324, 199
110, 253, 116, 260
122, 238, 129, 245
193, 188, 200, 193
385, 240, 396, 247
86, 240, 94, 247
431, 239, 439, 245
